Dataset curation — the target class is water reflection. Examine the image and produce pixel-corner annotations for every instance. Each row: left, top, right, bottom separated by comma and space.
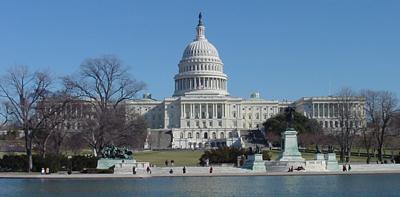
0, 174, 399, 197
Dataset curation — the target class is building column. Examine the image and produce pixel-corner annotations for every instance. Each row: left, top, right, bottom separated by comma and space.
312, 103, 316, 118
198, 104, 202, 119
213, 104, 216, 118
222, 104, 225, 118
206, 103, 209, 119
181, 104, 184, 118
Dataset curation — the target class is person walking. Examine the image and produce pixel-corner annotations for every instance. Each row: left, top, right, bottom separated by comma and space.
146, 166, 152, 174
165, 160, 169, 166
209, 166, 213, 174
183, 166, 186, 174
132, 166, 136, 175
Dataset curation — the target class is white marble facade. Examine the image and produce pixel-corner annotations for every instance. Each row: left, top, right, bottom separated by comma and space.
125, 14, 365, 149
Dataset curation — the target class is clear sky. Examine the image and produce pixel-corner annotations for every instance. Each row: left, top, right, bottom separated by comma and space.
0, 1, 399, 101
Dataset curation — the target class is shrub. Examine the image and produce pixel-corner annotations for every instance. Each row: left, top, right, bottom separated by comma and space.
70, 155, 98, 171
262, 150, 271, 161
199, 147, 247, 165
0, 155, 28, 172
81, 166, 114, 174
0, 154, 98, 172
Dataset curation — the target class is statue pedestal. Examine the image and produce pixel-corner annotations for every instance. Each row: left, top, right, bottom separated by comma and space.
325, 153, 339, 171
97, 158, 137, 169
315, 153, 325, 160
278, 129, 305, 162
243, 154, 266, 172
97, 158, 150, 174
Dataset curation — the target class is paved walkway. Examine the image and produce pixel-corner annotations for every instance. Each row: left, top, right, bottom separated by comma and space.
1, 166, 400, 179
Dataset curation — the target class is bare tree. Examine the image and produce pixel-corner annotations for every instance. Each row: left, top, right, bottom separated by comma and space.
32, 92, 72, 158
0, 66, 54, 172
360, 127, 375, 163
0, 102, 10, 127
335, 87, 365, 162
362, 90, 398, 162
63, 55, 146, 156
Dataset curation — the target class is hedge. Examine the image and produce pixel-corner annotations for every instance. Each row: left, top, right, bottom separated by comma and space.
0, 154, 98, 173
199, 147, 271, 165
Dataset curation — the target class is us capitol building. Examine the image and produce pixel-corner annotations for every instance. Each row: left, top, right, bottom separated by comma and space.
126, 14, 366, 149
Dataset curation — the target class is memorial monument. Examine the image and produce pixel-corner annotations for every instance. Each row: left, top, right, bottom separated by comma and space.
97, 145, 149, 174
243, 145, 266, 171
278, 107, 305, 162
97, 145, 137, 169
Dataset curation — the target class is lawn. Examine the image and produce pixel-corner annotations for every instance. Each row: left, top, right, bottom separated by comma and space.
134, 150, 204, 166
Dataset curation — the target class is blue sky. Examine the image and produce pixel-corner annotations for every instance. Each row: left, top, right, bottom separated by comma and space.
0, 1, 399, 101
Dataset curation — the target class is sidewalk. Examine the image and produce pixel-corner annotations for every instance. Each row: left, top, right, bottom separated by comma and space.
1, 166, 400, 179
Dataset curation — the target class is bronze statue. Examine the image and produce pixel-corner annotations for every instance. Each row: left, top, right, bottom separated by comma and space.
255, 145, 260, 154
101, 145, 133, 159
285, 107, 296, 129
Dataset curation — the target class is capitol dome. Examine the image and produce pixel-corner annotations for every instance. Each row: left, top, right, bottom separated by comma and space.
173, 13, 229, 97
182, 39, 220, 59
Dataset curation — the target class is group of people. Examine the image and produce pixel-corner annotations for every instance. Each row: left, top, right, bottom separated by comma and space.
287, 166, 305, 172
40, 167, 51, 175
342, 164, 352, 172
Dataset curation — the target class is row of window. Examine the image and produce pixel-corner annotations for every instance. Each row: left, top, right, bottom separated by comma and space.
320, 120, 361, 128
180, 63, 222, 72
187, 121, 223, 128
180, 131, 235, 139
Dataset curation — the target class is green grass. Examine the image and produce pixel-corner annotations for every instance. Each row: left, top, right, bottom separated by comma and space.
134, 150, 204, 166
0, 151, 25, 159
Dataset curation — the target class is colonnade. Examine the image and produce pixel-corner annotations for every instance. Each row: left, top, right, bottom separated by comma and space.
175, 77, 227, 91
180, 103, 228, 119
312, 102, 361, 118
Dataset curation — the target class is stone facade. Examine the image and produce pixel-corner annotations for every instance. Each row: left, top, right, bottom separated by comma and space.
123, 14, 366, 149
295, 96, 366, 132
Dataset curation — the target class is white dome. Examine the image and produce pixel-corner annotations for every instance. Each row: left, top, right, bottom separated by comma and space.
173, 13, 229, 97
182, 40, 220, 59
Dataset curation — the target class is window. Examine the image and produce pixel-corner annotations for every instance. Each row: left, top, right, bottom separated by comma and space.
180, 132, 184, 138
188, 132, 192, 138
212, 132, 217, 139
187, 121, 190, 127
204, 132, 208, 139
218, 121, 222, 127
209, 121, 213, 127
228, 132, 233, 138
196, 132, 200, 139
220, 132, 225, 139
